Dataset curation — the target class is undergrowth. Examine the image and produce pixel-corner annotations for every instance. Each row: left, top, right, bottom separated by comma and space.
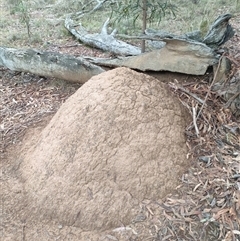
0, 0, 238, 47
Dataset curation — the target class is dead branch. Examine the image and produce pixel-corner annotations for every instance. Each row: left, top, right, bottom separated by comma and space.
64, 17, 141, 56
169, 82, 205, 105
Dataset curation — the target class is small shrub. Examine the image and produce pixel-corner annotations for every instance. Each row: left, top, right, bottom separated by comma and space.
8, 0, 31, 38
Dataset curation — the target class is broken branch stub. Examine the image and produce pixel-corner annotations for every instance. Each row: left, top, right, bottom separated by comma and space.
64, 17, 141, 56
203, 13, 235, 49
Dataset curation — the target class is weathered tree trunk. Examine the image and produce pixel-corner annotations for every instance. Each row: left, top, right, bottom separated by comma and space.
0, 47, 105, 83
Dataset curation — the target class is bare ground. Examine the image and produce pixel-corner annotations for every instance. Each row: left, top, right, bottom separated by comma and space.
1, 8, 240, 241
1, 67, 195, 241
1, 62, 240, 240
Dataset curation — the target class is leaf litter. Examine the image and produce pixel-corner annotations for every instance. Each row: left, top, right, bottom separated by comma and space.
0, 37, 240, 241
0, 69, 81, 156
160, 37, 240, 240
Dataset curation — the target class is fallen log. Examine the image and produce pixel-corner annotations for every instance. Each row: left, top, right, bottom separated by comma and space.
85, 38, 219, 75
0, 47, 105, 83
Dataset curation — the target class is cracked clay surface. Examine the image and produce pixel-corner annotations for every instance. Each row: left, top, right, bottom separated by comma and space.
20, 67, 190, 232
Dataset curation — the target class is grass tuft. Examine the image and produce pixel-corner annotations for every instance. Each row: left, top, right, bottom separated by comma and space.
0, 0, 238, 47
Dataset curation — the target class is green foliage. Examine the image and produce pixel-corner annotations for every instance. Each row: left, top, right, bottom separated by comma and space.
1, 0, 237, 48
111, 0, 177, 28
236, 0, 240, 11
57, 25, 72, 38
9, 0, 31, 38
110, 0, 177, 52
29, 33, 43, 44
199, 19, 209, 36
174, 0, 239, 34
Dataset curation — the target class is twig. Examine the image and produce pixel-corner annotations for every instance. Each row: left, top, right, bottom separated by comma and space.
196, 54, 225, 121
22, 222, 25, 241
224, 91, 240, 108
58, 44, 82, 48
192, 105, 199, 137
169, 82, 205, 105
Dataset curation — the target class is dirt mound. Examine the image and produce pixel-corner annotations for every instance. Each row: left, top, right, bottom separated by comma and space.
21, 67, 190, 232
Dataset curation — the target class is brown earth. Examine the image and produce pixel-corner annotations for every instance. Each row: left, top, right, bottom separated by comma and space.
2, 67, 191, 240
1, 52, 240, 240
1, 66, 240, 240
1, 15, 240, 241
